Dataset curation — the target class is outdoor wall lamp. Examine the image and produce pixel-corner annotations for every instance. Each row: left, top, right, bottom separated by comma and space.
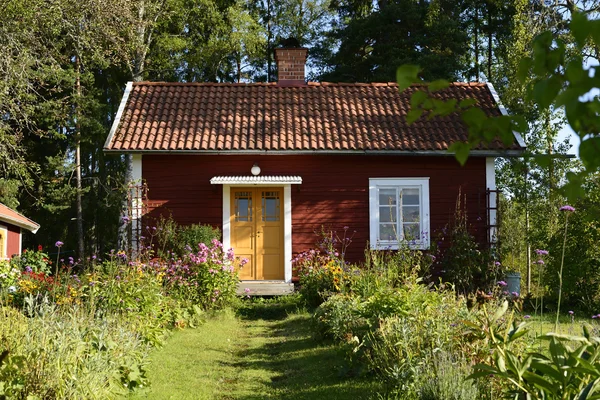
251, 163, 261, 176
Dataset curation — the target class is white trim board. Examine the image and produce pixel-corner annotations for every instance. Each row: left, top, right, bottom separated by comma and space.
221, 184, 293, 283
131, 154, 143, 254
486, 157, 497, 244
486, 82, 527, 149
104, 81, 133, 150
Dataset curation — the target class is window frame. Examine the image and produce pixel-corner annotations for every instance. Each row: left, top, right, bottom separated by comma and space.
368, 178, 430, 250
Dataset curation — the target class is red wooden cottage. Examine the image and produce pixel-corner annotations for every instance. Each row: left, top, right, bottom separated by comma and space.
0, 203, 40, 260
104, 47, 525, 283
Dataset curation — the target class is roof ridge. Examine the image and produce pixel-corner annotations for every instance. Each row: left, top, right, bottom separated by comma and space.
132, 81, 488, 88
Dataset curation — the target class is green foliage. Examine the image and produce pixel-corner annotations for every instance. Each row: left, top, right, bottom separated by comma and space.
419, 352, 480, 400
321, 0, 471, 82
0, 262, 20, 290
545, 176, 600, 313
468, 301, 600, 400
153, 215, 221, 259
396, 9, 599, 200
0, 302, 150, 399
10, 248, 52, 275
294, 251, 343, 307
156, 239, 242, 310
433, 194, 499, 295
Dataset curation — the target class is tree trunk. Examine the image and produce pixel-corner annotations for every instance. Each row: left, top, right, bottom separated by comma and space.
75, 55, 85, 259
474, 7, 480, 81
487, 6, 492, 80
266, 0, 272, 82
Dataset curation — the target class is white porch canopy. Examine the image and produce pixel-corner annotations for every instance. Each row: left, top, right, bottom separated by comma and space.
210, 176, 302, 185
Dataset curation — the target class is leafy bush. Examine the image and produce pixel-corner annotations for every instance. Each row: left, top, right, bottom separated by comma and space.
468, 301, 600, 399
433, 194, 499, 295
9, 247, 52, 274
153, 215, 221, 259
294, 249, 343, 307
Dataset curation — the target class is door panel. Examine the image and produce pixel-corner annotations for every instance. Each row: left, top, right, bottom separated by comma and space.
231, 189, 255, 280
230, 187, 284, 280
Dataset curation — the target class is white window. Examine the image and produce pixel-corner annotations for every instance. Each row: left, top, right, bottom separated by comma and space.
369, 178, 430, 250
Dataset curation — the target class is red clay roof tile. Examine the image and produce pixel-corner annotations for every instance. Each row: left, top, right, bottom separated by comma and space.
105, 81, 524, 152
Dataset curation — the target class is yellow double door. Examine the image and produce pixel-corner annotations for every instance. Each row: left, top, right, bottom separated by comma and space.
230, 187, 284, 280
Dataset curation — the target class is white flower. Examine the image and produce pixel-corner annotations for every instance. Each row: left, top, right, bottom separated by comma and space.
8, 286, 17, 293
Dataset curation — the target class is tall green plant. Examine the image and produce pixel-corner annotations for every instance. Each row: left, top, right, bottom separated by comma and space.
468, 301, 600, 400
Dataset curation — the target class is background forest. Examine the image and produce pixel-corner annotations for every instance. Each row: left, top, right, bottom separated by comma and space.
0, 0, 597, 294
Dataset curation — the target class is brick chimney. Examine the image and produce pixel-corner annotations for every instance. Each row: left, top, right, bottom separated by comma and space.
274, 47, 308, 86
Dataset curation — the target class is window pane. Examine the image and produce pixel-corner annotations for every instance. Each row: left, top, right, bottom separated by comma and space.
379, 224, 397, 241
379, 188, 397, 206
379, 206, 397, 222
262, 191, 280, 222
401, 188, 420, 205
403, 223, 420, 240
403, 206, 420, 222
235, 192, 252, 222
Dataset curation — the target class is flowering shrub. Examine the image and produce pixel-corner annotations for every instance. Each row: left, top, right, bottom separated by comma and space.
9, 246, 52, 274
0, 260, 20, 290
156, 239, 242, 310
293, 249, 342, 307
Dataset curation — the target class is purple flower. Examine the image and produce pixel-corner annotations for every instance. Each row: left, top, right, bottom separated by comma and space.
497, 280, 507, 287
524, 315, 531, 319
121, 215, 130, 223
244, 288, 251, 293
536, 259, 545, 265
512, 292, 519, 297
593, 315, 598, 319
494, 261, 501, 266
25, 266, 32, 273
55, 241, 64, 248
568, 310, 574, 315
560, 205, 575, 212
535, 249, 549, 255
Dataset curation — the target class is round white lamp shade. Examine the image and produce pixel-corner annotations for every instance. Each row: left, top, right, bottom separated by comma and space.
251, 163, 261, 176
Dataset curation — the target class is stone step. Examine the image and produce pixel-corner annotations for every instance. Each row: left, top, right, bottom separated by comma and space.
237, 281, 295, 296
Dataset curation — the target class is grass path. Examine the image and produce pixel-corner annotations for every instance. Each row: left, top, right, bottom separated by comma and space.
130, 299, 382, 400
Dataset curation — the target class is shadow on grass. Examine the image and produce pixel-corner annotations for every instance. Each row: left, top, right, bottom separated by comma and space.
236, 296, 308, 321
232, 303, 382, 400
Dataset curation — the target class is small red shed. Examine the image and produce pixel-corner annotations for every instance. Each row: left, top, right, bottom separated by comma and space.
104, 48, 525, 283
0, 203, 40, 260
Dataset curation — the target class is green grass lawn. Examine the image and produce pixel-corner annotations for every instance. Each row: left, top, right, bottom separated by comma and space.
130, 297, 382, 400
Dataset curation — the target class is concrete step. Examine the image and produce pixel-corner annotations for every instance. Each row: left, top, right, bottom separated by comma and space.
238, 281, 295, 296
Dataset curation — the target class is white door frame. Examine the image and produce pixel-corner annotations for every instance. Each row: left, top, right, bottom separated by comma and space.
222, 184, 293, 283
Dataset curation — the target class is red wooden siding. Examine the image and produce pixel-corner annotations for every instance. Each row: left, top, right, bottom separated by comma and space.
142, 154, 488, 263
3, 223, 22, 258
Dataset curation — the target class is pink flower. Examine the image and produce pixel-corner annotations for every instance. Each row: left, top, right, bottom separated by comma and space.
560, 205, 575, 212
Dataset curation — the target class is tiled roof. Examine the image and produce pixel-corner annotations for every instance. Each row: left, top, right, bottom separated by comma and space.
105, 81, 524, 153
0, 203, 40, 233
